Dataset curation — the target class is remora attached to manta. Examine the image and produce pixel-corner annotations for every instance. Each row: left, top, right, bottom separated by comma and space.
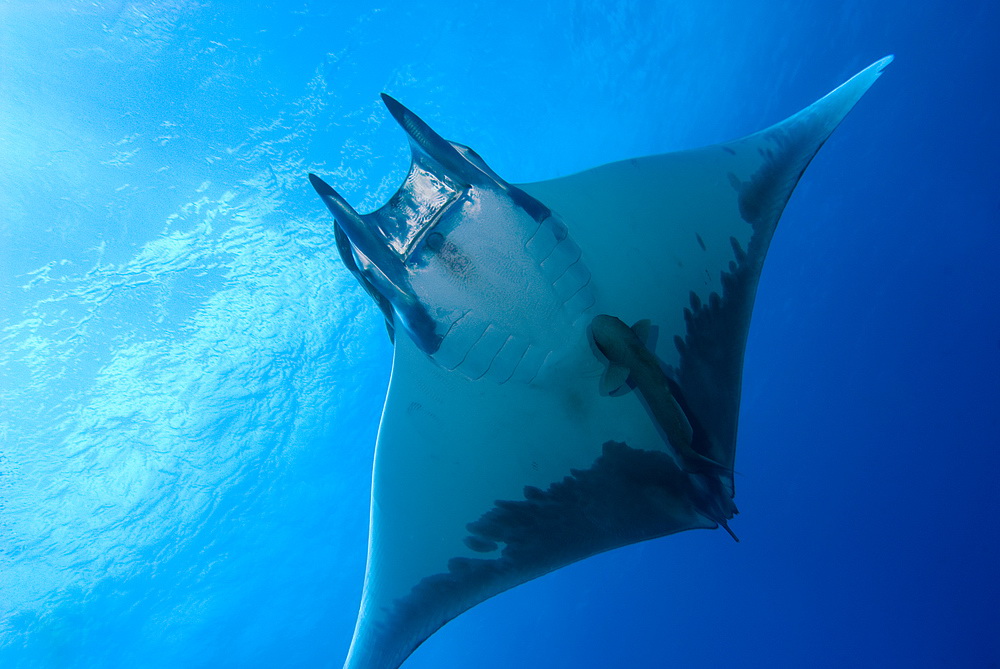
309, 56, 892, 669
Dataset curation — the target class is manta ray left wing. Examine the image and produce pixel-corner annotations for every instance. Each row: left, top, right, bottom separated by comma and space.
309, 56, 891, 669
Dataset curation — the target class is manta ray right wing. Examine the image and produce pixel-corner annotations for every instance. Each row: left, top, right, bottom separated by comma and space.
517, 57, 892, 485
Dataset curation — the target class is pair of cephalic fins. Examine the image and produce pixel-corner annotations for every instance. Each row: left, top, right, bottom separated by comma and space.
309, 57, 891, 669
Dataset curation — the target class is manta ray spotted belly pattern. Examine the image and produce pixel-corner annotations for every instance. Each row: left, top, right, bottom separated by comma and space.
309, 57, 891, 669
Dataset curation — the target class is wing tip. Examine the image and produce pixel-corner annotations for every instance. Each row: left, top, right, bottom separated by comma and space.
802, 55, 894, 133
875, 54, 895, 73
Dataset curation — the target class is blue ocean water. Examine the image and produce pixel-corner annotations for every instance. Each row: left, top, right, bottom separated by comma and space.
1, 1, 997, 667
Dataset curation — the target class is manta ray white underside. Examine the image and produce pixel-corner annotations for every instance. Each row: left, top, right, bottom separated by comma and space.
309, 56, 891, 669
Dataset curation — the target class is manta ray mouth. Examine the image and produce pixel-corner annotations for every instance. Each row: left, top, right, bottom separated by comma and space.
384, 161, 466, 260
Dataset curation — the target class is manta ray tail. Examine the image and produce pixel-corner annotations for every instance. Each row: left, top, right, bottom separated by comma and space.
719, 518, 741, 543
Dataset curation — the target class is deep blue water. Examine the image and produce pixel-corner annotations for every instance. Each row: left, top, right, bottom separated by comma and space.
1, 2, 997, 668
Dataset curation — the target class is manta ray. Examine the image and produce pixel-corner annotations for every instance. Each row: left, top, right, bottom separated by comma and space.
309, 57, 891, 669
